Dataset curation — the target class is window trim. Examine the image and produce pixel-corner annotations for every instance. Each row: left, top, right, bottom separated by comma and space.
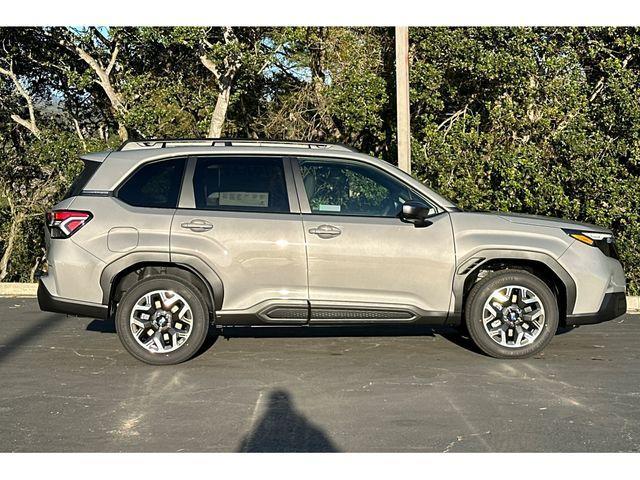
178, 154, 299, 215
114, 156, 187, 209
291, 156, 440, 218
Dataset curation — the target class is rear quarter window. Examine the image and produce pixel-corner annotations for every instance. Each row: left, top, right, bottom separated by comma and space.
117, 157, 186, 208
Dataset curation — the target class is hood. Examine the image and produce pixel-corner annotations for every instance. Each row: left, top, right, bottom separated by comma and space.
493, 211, 610, 233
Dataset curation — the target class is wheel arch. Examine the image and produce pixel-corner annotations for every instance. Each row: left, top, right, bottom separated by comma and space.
100, 253, 224, 318
451, 250, 576, 326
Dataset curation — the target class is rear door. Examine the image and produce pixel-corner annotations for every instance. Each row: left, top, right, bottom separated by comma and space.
170, 156, 308, 323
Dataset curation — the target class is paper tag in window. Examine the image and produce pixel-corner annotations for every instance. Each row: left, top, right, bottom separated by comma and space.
219, 192, 269, 207
318, 204, 341, 212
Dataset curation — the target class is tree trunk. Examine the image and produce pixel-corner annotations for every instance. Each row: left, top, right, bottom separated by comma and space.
208, 86, 232, 138
0, 214, 23, 282
117, 121, 129, 142
29, 250, 45, 283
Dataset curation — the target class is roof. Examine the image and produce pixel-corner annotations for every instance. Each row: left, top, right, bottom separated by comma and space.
118, 138, 359, 153
80, 151, 112, 163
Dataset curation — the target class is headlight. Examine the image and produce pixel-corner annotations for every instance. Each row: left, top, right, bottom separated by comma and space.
563, 229, 618, 259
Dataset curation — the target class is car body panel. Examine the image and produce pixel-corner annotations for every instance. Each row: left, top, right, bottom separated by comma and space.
302, 212, 455, 316
170, 209, 308, 312
558, 239, 626, 314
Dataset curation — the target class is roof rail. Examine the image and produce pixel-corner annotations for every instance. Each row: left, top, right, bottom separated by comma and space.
118, 138, 359, 153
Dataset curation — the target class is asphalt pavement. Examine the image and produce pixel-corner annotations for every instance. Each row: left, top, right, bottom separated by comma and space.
1, 298, 639, 452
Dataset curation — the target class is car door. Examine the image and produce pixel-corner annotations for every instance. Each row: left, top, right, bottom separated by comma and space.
170, 155, 308, 324
293, 157, 455, 323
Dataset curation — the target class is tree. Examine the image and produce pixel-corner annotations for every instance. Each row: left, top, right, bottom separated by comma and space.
409, 27, 640, 291
1, 26, 640, 293
47, 27, 130, 141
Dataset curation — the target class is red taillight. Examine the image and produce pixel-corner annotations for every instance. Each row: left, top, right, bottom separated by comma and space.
46, 210, 92, 238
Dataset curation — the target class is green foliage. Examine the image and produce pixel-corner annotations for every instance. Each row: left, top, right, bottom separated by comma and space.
121, 73, 205, 137
1, 26, 640, 295
410, 27, 640, 293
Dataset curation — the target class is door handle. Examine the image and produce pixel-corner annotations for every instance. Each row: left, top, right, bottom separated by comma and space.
181, 219, 213, 232
308, 224, 341, 239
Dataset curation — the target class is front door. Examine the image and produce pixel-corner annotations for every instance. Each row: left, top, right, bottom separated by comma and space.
294, 157, 455, 323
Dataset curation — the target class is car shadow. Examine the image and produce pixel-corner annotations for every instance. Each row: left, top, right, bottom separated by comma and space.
220, 324, 489, 354
89, 319, 591, 358
556, 325, 577, 335
86, 318, 116, 333
87, 318, 485, 355
237, 389, 340, 452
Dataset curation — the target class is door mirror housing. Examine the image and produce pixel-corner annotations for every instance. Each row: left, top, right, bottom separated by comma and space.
399, 201, 434, 227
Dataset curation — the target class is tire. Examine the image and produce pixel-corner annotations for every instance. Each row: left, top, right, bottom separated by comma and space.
464, 269, 559, 359
115, 274, 210, 365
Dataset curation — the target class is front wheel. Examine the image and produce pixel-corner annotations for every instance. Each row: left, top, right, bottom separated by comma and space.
115, 275, 210, 365
464, 269, 559, 359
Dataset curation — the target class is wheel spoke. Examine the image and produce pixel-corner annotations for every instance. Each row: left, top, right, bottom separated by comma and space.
178, 304, 190, 321
152, 331, 164, 351
491, 288, 509, 305
131, 318, 145, 328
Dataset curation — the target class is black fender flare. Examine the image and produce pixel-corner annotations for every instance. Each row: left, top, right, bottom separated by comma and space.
99, 251, 224, 312
450, 249, 577, 323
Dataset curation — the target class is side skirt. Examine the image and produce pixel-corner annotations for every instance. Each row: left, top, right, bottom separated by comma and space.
215, 301, 449, 327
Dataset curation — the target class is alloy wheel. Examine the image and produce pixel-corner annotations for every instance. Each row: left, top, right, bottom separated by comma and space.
482, 285, 545, 348
129, 289, 193, 353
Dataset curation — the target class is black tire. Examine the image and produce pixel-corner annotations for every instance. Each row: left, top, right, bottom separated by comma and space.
464, 269, 559, 359
115, 274, 210, 365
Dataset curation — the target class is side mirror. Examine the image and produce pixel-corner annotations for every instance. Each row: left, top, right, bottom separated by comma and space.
399, 201, 434, 227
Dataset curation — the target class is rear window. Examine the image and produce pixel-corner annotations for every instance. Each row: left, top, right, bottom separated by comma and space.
117, 157, 186, 208
63, 160, 101, 200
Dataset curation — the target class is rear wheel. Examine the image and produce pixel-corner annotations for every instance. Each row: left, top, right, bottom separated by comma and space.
464, 269, 559, 359
115, 275, 210, 365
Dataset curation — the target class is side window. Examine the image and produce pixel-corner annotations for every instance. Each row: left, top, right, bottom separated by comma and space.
193, 157, 290, 213
299, 159, 430, 217
117, 157, 186, 208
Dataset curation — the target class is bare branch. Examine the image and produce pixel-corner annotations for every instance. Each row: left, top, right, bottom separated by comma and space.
72, 117, 88, 150
258, 43, 283, 75
90, 27, 111, 48
200, 54, 221, 81
437, 104, 469, 134
589, 77, 605, 103
0, 61, 41, 138
222, 26, 236, 45
105, 42, 120, 76
58, 33, 127, 115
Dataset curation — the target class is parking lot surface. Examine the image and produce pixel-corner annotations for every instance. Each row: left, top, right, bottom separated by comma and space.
1, 298, 639, 452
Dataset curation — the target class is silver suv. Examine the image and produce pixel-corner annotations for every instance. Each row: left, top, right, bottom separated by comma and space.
38, 139, 627, 364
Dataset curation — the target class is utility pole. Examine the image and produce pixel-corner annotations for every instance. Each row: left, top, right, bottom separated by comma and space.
395, 26, 411, 174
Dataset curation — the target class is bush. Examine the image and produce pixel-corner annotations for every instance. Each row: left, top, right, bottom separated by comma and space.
410, 27, 640, 294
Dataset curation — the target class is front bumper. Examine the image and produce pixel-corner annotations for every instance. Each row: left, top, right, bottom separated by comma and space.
38, 279, 108, 319
566, 292, 626, 326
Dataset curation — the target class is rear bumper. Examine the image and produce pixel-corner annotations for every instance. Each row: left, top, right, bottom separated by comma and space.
38, 279, 108, 319
566, 292, 626, 326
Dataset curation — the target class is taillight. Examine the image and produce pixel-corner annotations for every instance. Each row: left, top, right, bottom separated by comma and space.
46, 210, 92, 238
